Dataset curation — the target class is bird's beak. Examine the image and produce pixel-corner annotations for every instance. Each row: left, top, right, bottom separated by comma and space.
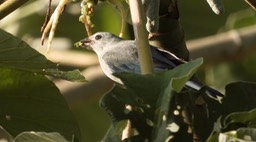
75, 38, 92, 49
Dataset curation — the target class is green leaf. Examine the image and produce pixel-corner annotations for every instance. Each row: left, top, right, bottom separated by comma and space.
0, 68, 81, 141
100, 58, 203, 141
15, 132, 69, 142
169, 58, 203, 92
43, 69, 86, 82
153, 58, 203, 142
0, 29, 85, 82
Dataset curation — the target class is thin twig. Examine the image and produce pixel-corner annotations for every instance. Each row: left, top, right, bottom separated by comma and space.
41, 0, 52, 32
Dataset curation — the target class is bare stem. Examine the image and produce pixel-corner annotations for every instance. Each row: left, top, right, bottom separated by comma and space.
129, 0, 154, 74
0, 0, 30, 20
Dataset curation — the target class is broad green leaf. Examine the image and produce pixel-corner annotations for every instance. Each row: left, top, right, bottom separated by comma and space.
0, 68, 81, 141
117, 58, 203, 93
152, 58, 203, 142
15, 132, 69, 142
101, 58, 203, 141
169, 58, 203, 92
0, 29, 85, 82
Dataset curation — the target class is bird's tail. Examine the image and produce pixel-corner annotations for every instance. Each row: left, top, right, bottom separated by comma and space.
185, 81, 224, 102
204, 86, 224, 102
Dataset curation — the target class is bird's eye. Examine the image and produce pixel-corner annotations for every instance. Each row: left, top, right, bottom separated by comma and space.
95, 34, 102, 40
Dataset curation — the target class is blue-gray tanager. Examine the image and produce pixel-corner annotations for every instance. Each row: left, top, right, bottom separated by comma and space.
79, 32, 224, 100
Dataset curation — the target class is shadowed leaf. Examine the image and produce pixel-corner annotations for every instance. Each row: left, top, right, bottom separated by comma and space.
100, 58, 203, 141
0, 29, 85, 82
0, 69, 81, 141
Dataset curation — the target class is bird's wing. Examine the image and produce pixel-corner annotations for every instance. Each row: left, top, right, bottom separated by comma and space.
150, 45, 186, 70
102, 42, 141, 74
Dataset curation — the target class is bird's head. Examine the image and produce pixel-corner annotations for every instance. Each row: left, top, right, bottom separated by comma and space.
77, 32, 121, 55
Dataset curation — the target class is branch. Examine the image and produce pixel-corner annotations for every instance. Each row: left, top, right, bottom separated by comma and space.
129, 0, 154, 74
188, 25, 256, 63
0, 0, 30, 20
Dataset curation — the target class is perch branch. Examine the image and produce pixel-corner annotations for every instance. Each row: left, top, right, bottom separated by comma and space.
129, 0, 154, 74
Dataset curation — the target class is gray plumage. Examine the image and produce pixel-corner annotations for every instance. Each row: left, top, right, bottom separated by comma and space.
79, 32, 223, 100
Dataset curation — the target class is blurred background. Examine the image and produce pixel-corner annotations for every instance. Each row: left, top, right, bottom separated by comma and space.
1, 0, 256, 141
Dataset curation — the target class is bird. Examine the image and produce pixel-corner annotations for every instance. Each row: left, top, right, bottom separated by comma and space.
78, 32, 224, 100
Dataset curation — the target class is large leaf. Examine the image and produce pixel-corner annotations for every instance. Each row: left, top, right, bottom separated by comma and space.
0, 68, 81, 141
152, 58, 203, 142
0, 29, 85, 82
100, 58, 203, 141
